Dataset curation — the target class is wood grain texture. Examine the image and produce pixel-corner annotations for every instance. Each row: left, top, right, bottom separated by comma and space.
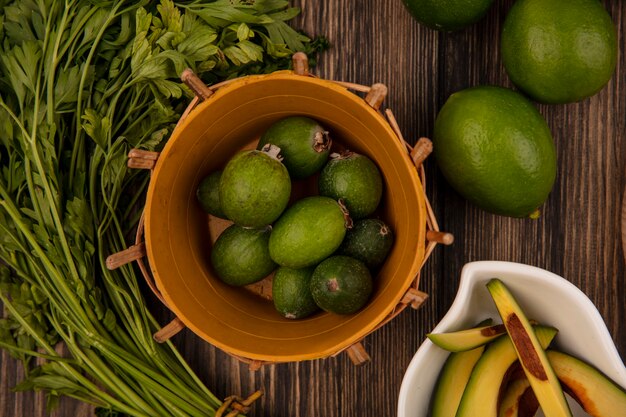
1, 0, 625, 416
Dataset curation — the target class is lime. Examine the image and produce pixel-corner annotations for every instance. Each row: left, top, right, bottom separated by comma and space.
402, 0, 495, 32
502, 0, 617, 104
433, 86, 556, 218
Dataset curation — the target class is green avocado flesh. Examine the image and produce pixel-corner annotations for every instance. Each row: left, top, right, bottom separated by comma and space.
269, 196, 347, 268
318, 152, 383, 219
337, 218, 394, 269
487, 278, 572, 417
497, 351, 626, 417
257, 116, 331, 179
498, 376, 538, 417
219, 149, 291, 228
272, 266, 319, 319
210, 224, 276, 286
309, 255, 372, 315
431, 345, 485, 417
427, 322, 506, 352
454, 326, 557, 417
547, 349, 626, 416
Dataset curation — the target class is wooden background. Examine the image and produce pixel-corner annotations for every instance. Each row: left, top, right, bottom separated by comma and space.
1, 0, 624, 415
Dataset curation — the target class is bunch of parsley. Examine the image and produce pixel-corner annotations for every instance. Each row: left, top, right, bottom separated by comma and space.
0, 0, 327, 415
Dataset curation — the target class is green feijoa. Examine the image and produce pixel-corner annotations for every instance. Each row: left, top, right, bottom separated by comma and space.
338, 219, 394, 269
257, 116, 332, 179
269, 196, 349, 268
219, 145, 291, 227
310, 256, 373, 315
272, 266, 319, 319
318, 151, 383, 219
211, 224, 276, 286
196, 170, 227, 218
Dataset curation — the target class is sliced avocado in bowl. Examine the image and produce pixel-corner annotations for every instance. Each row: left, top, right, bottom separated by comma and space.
547, 349, 626, 416
487, 278, 573, 417
498, 376, 538, 417
430, 345, 485, 417
455, 325, 557, 417
427, 321, 505, 352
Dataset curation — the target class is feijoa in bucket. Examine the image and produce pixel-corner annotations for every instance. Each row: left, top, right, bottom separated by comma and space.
196, 170, 226, 219
269, 196, 350, 269
319, 151, 383, 219
219, 145, 291, 228
310, 255, 373, 315
257, 116, 332, 179
272, 266, 319, 319
211, 224, 276, 286
338, 218, 394, 269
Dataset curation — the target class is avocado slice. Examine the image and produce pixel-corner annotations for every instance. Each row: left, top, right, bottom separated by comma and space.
498, 376, 539, 417
487, 278, 573, 417
430, 345, 485, 417
427, 322, 505, 352
455, 325, 557, 417
547, 349, 626, 416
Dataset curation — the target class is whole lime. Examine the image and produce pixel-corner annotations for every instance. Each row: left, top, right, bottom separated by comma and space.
434, 86, 556, 218
402, 0, 495, 32
501, 0, 617, 104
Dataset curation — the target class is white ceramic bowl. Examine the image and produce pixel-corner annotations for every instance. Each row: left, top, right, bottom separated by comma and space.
397, 261, 626, 417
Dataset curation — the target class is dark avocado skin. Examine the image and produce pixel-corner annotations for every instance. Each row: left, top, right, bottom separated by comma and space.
338, 219, 394, 269
310, 255, 372, 315
196, 170, 226, 218
269, 196, 347, 268
257, 116, 330, 179
272, 266, 319, 319
210, 224, 276, 286
318, 152, 383, 219
219, 150, 291, 227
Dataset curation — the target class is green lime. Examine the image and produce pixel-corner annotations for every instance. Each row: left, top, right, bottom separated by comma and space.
434, 86, 556, 218
402, 0, 495, 32
502, 0, 617, 104
272, 266, 319, 319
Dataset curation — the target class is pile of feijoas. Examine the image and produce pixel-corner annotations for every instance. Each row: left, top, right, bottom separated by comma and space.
197, 116, 395, 319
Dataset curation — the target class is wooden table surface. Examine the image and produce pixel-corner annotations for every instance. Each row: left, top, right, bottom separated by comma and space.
1, 0, 625, 416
